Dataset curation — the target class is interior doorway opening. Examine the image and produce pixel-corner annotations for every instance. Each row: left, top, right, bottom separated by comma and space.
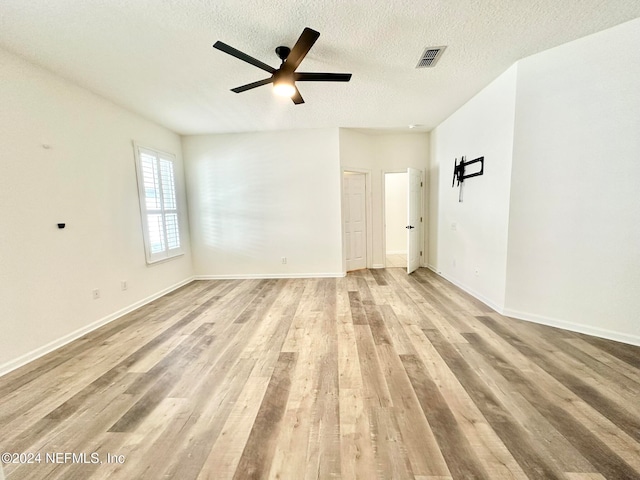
384, 172, 408, 268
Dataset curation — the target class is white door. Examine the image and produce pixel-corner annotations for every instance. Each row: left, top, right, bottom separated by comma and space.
344, 172, 367, 271
407, 168, 422, 274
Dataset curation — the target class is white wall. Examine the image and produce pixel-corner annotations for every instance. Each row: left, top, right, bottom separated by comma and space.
182, 129, 343, 277
0, 48, 194, 373
505, 18, 640, 345
429, 65, 517, 310
340, 130, 429, 267
384, 173, 407, 254
428, 18, 640, 345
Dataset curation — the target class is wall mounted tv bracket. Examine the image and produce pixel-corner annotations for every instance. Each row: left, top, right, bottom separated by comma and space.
452, 156, 484, 202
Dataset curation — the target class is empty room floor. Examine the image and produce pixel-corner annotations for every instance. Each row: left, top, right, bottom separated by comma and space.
0, 269, 639, 479
386, 254, 407, 267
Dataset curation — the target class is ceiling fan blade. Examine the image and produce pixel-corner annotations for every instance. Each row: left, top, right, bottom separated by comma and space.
295, 72, 352, 82
291, 87, 305, 105
213, 41, 276, 74
284, 27, 320, 72
231, 78, 273, 93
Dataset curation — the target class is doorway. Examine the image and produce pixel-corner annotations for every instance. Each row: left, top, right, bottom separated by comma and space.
384, 172, 408, 268
384, 168, 422, 273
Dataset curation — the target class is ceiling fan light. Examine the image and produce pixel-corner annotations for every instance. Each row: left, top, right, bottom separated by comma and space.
273, 81, 296, 97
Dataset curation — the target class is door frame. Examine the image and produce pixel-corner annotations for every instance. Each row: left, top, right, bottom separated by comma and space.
382, 168, 425, 269
341, 168, 373, 273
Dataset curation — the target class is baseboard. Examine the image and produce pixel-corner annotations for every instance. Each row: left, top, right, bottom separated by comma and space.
436, 271, 505, 314
429, 267, 640, 347
0, 276, 195, 378
371, 264, 385, 269
195, 272, 346, 280
502, 307, 640, 347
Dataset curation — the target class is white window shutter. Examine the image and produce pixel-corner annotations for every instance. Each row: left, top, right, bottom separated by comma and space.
134, 145, 184, 264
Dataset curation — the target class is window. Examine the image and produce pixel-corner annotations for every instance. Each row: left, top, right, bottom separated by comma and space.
134, 145, 183, 264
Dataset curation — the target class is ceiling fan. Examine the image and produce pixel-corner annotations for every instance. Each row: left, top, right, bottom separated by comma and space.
213, 27, 352, 105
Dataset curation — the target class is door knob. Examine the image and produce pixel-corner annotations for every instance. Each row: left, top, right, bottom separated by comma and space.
405, 225, 415, 229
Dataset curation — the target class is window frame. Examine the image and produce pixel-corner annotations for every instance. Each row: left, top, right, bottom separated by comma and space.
133, 143, 184, 265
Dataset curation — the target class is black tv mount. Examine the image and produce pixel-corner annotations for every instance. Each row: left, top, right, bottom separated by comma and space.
452, 155, 484, 202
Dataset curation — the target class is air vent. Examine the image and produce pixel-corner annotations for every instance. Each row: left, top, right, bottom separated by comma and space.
416, 46, 446, 68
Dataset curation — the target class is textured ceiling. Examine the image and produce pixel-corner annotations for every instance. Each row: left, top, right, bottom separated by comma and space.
2, 0, 639, 135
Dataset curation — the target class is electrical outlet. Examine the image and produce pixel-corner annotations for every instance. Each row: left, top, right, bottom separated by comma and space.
475, 268, 480, 276
281, 257, 287, 264
451, 222, 457, 231
121, 280, 128, 291
92, 289, 100, 300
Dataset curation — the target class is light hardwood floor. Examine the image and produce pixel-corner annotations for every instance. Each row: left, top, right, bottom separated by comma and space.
0, 268, 639, 479
385, 254, 407, 268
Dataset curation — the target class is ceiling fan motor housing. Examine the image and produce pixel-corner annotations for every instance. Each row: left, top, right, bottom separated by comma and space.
275, 46, 291, 61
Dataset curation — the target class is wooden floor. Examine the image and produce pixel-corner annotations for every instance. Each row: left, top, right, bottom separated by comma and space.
386, 254, 407, 268
1, 268, 639, 480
